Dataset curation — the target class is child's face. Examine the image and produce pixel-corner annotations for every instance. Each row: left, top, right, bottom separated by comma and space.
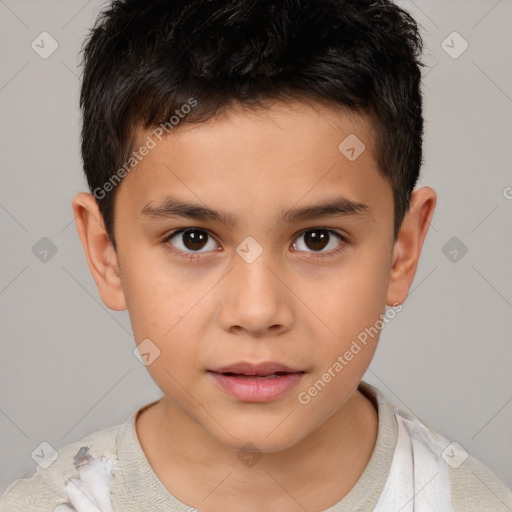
83, 100, 413, 451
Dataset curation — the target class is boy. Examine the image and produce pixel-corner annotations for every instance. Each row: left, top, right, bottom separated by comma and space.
1, 0, 511, 510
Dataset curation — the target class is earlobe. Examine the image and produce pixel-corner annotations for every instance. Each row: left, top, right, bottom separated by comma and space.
72, 192, 127, 311
386, 187, 437, 306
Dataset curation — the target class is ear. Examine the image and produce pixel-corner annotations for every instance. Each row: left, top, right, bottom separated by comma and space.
386, 187, 437, 306
72, 192, 127, 311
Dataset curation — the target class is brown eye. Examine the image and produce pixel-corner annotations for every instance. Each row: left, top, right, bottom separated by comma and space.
304, 230, 329, 251
292, 229, 344, 254
167, 228, 218, 253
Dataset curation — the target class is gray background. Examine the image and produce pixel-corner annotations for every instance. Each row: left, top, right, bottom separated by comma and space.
1, 0, 511, 495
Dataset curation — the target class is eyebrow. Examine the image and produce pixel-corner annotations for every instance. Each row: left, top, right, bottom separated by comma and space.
141, 195, 369, 229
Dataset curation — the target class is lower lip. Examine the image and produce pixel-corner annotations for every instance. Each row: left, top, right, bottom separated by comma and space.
208, 371, 304, 403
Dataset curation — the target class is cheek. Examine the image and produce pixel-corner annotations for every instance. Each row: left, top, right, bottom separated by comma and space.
303, 246, 392, 373
124, 264, 204, 389
118, 248, 193, 342
313, 260, 390, 336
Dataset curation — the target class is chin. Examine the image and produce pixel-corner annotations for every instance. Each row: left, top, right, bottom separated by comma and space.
211, 422, 307, 455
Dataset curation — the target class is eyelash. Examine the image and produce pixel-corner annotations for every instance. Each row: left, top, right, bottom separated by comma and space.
163, 228, 348, 262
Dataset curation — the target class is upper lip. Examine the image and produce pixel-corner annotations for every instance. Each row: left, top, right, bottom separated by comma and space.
209, 361, 304, 377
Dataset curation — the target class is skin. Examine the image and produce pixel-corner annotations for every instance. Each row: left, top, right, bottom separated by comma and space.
73, 99, 436, 512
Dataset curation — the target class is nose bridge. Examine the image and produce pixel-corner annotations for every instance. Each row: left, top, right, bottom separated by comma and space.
218, 236, 293, 334
233, 237, 281, 301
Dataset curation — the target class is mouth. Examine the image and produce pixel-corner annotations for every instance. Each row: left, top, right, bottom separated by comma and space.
210, 361, 304, 377
216, 371, 299, 379
207, 362, 305, 402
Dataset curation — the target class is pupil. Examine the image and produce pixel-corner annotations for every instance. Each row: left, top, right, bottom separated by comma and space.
305, 230, 329, 251
183, 229, 207, 250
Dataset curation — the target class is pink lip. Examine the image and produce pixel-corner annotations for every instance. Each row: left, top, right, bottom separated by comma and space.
208, 361, 305, 403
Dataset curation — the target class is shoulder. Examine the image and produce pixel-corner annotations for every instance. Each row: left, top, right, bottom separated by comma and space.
447, 452, 512, 512
361, 383, 512, 512
0, 422, 122, 512
397, 406, 512, 511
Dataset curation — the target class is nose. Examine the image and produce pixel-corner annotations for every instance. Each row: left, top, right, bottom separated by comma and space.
217, 248, 294, 337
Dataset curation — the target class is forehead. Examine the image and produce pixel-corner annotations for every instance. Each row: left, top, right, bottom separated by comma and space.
116, 99, 389, 225
134, 98, 376, 154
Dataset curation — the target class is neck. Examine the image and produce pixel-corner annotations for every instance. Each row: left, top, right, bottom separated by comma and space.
136, 388, 378, 512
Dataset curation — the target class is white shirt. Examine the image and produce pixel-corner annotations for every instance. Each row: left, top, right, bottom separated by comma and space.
1, 381, 511, 511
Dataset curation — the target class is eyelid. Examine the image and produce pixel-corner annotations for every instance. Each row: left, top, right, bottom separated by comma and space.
164, 227, 221, 249
294, 226, 347, 241
163, 228, 220, 262
163, 226, 348, 260
291, 228, 347, 257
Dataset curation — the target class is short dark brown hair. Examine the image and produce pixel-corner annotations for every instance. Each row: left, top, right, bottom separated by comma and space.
79, 0, 425, 248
